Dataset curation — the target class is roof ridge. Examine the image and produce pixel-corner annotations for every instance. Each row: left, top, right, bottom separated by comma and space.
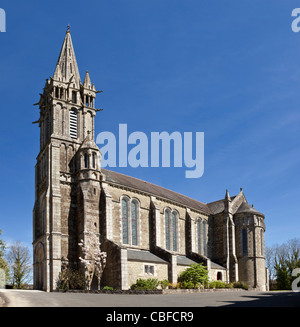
101, 168, 211, 212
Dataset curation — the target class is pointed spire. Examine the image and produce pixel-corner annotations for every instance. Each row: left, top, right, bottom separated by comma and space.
53, 28, 81, 86
225, 189, 231, 201
83, 71, 92, 89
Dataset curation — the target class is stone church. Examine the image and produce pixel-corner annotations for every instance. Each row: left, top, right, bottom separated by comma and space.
33, 29, 268, 292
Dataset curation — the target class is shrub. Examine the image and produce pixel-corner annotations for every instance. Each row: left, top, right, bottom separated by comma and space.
180, 280, 199, 289
178, 263, 209, 288
232, 281, 248, 290
130, 278, 159, 290
159, 279, 169, 289
209, 281, 227, 289
169, 282, 180, 289
102, 286, 114, 291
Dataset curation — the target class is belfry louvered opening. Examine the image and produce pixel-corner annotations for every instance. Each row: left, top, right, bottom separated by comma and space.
69, 109, 78, 139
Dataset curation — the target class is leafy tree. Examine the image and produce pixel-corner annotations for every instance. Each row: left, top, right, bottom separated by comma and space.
7, 241, 32, 289
273, 238, 300, 290
178, 263, 209, 288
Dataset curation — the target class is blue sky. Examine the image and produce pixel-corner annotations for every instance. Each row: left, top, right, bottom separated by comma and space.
0, 0, 300, 256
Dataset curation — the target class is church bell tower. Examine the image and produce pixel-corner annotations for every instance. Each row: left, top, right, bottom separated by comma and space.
32, 27, 102, 291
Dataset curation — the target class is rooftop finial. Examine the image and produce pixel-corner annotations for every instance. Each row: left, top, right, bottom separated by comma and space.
67, 24, 70, 33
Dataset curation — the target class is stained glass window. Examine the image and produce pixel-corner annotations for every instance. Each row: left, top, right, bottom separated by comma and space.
165, 210, 170, 250
131, 201, 138, 246
203, 221, 207, 256
172, 212, 177, 251
197, 219, 202, 254
122, 198, 129, 244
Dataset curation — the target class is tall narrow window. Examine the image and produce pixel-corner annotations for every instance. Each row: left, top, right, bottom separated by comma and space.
122, 199, 129, 244
202, 221, 207, 256
92, 153, 96, 168
72, 91, 77, 104
260, 229, 264, 256
197, 219, 202, 254
242, 229, 248, 256
46, 116, 51, 139
172, 212, 177, 251
165, 210, 170, 250
84, 153, 89, 168
131, 201, 138, 246
69, 109, 78, 139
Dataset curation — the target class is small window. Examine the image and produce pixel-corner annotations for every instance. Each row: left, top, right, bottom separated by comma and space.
84, 153, 89, 168
72, 91, 77, 104
46, 116, 51, 139
145, 265, 154, 275
92, 153, 96, 168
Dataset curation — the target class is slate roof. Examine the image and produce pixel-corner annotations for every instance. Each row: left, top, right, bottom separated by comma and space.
101, 169, 212, 215
235, 202, 264, 216
127, 249, 168, 264
177, 256, 198, 266
101, 169, 263, 218
127, 250, 226, 270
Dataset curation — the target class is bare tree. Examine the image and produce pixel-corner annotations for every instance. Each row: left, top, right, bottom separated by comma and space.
7, 241, 32, 289
265, 245, 276, 281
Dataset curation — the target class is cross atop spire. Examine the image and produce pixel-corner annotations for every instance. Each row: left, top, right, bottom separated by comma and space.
53, 28, 81, 87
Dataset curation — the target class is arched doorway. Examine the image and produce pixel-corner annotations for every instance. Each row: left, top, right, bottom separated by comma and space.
217, 271, 222, 281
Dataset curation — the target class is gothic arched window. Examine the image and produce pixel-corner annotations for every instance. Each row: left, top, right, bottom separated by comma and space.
131, 200, 138, 246
242, 229, 248, 256
197, 219, 202, 254
164, 208, 178, 252
84, 153, 89, 168
121, 197, 139, 246
72, 91, 77, 104
260, 229, 264, 256
172, 211, 178, 251
165, 209, 171, 250
202, 220, 207, 256
92, 153, 96, 168
122, 198, 129, 244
